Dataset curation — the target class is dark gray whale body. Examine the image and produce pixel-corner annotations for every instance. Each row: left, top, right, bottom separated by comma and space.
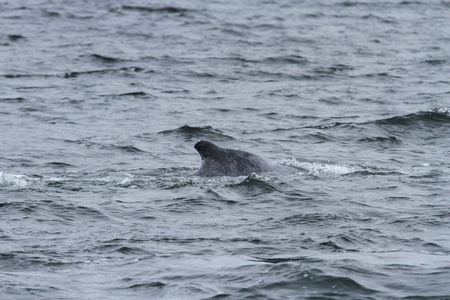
194, 140, 298, 177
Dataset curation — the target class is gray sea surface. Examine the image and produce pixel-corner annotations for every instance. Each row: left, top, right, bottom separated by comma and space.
1, 0, 449, 299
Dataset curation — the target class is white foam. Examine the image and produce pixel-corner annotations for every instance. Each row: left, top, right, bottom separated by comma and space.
421, 107, 449, 114
0, 171, 30, 188
118, 176, 134, 187
277, 158, 356, 176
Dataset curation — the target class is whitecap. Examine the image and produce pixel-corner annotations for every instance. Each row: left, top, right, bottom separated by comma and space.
0, 171, 30, 188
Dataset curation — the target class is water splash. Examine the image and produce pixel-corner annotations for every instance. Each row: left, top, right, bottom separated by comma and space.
277, 159, 356, 176
0, 171, 30, 188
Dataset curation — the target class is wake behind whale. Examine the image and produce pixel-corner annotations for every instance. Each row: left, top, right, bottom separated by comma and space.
194, 140, 300, 177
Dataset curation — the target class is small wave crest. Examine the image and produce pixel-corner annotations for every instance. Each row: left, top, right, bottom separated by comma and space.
374, 107, 450, 126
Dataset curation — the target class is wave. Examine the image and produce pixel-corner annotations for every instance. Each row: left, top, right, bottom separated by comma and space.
308, 108, 449, 134
84, 53, 126, 64
373, 108, 450, 127
227, 174, 277, 194
158, 125, 234, 141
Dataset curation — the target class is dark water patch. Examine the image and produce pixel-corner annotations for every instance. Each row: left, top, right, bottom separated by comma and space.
230, 237, 268, 244
305, 122, 353, 130
184, 70, 217, 78
66, 12, 96, 20
344, 169, 403, 177
243, 107, 259, 112
359, 97, 387, 104
360, 72, 401, 79
211, 108, 235, 113
45, 162, 75, 168
409, 169, 444, 179
0, 97, 26, 102
338, 1, 368, 7
358, 136, 402, 144
399, 0, 426, 5
150, 236, 221, 244
160, 88, 190, 94
319, 240, 346, 252
117, 91, 148, 97
361, 14, 397, 24
2, 67, 143, 79
38, 116, 75, 125
312, 64, 354, 76
261, 55, 308, 65
42, 10, 60, 17
158, 125, 234, 141
221, 27, 246, 37
19, 104, 47, 113
87, 239, 156, 255
85, 53, 126, 64
113, 145, 145, 154
115, 246, 155, 256
3, 73, 55, 78
252, 257, 322, 264
8, 34, 25, 41
261, 112, 280, 120
282, 213, 342, 225
126, 281, 166, 290
402, 295, 450, 300
121, 5, 189, 14
64, 66, 144, 78
422, 59, 447, 65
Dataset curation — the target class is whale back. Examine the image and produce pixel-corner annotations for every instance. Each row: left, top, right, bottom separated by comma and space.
194, 140, 274, 177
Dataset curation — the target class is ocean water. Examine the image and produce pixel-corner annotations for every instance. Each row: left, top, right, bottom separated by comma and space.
1, 0, 449, 299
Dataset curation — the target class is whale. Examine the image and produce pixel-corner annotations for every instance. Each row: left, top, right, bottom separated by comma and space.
193, 140, 299, 177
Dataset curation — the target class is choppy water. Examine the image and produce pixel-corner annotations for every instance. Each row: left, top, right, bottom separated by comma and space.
1, 0, 449, 299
